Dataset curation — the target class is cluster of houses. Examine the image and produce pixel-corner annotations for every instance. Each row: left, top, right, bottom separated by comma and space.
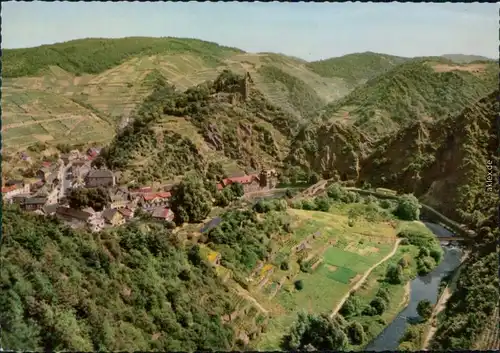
3, 146, 279, 233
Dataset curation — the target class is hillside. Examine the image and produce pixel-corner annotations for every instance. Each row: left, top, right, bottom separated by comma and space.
101, 70, 301, 184
284, 121, 373, 181
0, 205, 238, 351
2, 37, 352, 153
306, 52, 409, 88
359, 89, 498, 222
318, 59, 498, 137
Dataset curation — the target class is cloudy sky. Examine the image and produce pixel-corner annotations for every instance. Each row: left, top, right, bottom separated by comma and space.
3, 1, 498, 60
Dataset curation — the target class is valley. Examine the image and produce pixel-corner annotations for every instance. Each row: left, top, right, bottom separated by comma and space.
1, 35, 498, 352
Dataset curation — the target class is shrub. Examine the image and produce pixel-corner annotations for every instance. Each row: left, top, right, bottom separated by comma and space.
379, 199, 393, 209
375, 287, 391, 304
369, 297, 386, 315
385, 264, 404, 284
294, 280, 304, 290
253, 200, 274, 213
417, 299, 433, 320
280, 261, 290, 271
301, 199, 316, 211
346, 321, 366, 345
393, 194, 421, 221
314, 196, 331, 212
340, 295, 363, 318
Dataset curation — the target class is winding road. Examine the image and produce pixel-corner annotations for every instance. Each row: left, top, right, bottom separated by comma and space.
329, 238, 402, 319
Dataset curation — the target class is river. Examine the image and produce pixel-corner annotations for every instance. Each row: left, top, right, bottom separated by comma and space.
365, 222, 464, 351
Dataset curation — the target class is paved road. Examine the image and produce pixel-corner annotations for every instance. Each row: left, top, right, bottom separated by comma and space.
57, 160, 74, 201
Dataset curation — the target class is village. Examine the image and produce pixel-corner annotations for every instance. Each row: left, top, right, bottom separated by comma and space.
2, 147, 280, 233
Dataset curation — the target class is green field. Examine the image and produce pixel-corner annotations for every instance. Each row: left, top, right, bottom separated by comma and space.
253, 206, 399, 350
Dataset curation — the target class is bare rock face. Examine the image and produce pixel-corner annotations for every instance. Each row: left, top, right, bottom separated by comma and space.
288, 121, 371, 181
206, 123, 224, 150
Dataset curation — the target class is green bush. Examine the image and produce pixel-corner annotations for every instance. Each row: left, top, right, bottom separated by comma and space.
393, 194, 421, 221
385, 264, 404, 284
340, 295, 363, 318
294, 280, 304, 290
346, 321, 366, 345
417, 300, 433, 320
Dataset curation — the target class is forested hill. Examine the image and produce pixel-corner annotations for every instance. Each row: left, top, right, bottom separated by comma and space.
0, 205, 236, 351
429, 95, 498, 350
318, 59, 497, 137
359, 89, 498, 223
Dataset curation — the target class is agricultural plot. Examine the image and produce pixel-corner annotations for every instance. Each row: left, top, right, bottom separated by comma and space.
255, 207, 398, 350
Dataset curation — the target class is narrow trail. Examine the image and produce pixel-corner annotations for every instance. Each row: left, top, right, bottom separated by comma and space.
329, 238, 402, 319
422, 251, 470, 350
235, 286, 269, 314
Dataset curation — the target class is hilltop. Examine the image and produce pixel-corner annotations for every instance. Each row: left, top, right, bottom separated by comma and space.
318, 58, 497, 136
441, 54, 495, 64
101, 70, 301, 184
306, 52, 409, 88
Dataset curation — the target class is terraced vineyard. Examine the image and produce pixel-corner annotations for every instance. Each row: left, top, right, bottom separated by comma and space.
474, 306, 500, 351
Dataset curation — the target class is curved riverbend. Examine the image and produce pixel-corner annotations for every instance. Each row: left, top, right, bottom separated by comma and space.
365, 222, 463, 351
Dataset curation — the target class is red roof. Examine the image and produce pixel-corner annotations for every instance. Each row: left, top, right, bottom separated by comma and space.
118, 208, 133, 218
222, 175, 257, 186
142, 192, 171, 201
42, 161, 52, 168
130, 186, 153, 193
216, 183, 224, 190
152, 207, 174, 220
2, 185, 16, 193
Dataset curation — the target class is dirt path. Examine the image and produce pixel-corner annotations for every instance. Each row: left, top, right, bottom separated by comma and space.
235, 286, 269, 314
329, 238, 402, 319
422, 251, 470, 350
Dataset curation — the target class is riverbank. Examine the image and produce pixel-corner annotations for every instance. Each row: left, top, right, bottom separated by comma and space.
421, 250, 470, 349
367, 244, 464, 351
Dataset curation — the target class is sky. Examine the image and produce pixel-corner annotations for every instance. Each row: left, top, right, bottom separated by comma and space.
2, 1, 499, 61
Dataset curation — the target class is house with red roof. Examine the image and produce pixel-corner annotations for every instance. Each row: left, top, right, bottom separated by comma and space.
221, 174, 261, 194
217, 169, 279, 194
151, 207, 175, 222
138, 191, 172, 209
2, 182, 30, 201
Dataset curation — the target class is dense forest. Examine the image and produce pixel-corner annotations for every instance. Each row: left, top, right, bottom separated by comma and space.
0, 205, 237, 351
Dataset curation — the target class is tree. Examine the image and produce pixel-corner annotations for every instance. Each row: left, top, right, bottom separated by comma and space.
294, 280, 304, 290
369, 297, 387, 315
417, 300, 433, 320
67, 187, 108, 211
346, 321, 366, 345
283, 313, 348, 351
205, 162, 226, 181
229, 182, 244, 198
253, 200, 273, 213
308, 172, 320, 185
170, 174, 212, 225
91, 156, 106, 169
385, 263, 404, 284
393, 194, 421, 221
314, 196, 331, 212
340, 295, 362, 318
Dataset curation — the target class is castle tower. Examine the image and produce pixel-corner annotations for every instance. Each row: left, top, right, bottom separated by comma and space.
259, 169, 268, 188
241, 72, 253, 101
